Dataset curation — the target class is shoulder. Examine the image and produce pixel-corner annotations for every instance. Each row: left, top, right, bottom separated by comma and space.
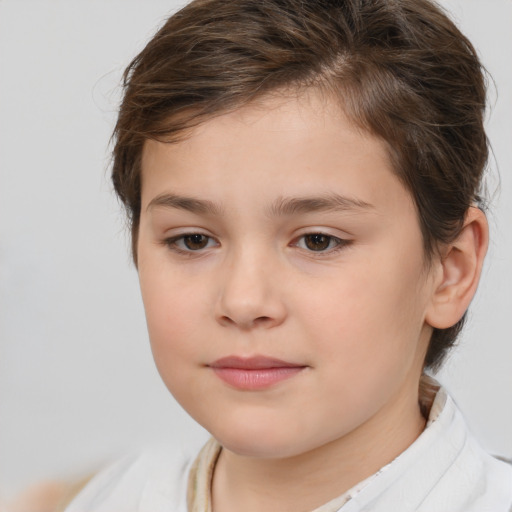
421, 440, 512, 511
360, 386, 512, 512
457, 438, 512, 510
420, 391, 512, 511
64, 442, 199, 512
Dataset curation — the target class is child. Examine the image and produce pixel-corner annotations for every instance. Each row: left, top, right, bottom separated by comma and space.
66, 0, 512, 510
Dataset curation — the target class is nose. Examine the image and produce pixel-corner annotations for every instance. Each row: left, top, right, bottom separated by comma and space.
215, 247, 287, 330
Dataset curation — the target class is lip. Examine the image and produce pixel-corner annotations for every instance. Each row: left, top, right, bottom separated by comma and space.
208, 356, 307, 390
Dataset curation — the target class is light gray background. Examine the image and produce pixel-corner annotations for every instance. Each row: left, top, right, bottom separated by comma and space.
1, 0, 511, 500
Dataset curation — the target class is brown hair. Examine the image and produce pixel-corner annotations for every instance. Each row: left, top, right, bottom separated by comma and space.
112, 0, 488, 371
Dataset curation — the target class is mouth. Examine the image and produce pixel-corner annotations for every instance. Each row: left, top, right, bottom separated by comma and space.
208, 356, 307, 390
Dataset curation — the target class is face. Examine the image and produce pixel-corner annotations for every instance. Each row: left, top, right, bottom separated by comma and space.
137, 91, 437, 459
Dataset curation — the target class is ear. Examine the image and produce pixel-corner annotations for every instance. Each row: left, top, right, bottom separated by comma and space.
425, 207, 489, 329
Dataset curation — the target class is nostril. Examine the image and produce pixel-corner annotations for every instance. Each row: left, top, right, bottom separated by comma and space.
220, 315, 236, 326
254, 316, 272, 324
215, 280, 287, 329
219, 314, 273, 329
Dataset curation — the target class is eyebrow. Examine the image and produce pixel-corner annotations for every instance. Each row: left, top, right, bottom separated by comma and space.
267, 194, 374, 217
146, 192, 373, 217
147, 193, 223, 215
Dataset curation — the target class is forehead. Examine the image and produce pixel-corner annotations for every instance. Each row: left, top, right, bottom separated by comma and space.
140, 90, 412, 216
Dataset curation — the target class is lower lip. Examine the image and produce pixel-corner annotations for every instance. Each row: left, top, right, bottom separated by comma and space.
211, 367, 305, 390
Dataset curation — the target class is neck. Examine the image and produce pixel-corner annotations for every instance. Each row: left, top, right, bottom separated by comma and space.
211, 384, 426, 512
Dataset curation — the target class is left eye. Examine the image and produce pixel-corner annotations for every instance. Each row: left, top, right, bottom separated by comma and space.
296, 233, 343, 252
167, 234, 217, 251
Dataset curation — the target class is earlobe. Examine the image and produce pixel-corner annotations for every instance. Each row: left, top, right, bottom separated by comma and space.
425, 207, 489, 329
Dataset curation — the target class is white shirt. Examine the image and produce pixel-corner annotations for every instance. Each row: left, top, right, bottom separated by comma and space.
65, 388, 512, 512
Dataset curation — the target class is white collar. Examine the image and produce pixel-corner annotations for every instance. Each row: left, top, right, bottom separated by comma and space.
336, 387, 512, 511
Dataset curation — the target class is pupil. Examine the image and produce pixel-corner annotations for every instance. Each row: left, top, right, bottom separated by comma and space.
305, 234, 330, 251
184, 234, 208, 250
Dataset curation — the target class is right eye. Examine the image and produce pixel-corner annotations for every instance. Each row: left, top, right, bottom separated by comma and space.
165, 233, 218, 252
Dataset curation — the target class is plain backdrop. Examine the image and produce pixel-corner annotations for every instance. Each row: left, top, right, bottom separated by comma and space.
1, 0, 511, 500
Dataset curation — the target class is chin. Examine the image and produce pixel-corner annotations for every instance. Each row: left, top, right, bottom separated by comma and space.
216, 432, 300, 459
205, 414, 323, 460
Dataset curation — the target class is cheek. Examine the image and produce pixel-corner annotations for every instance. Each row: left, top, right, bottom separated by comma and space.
293, 267, 427, 436
138, 263, 209, 386
303, 247, 428, 375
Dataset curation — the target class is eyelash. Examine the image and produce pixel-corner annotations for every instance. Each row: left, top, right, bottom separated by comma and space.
292, 233, 349, 255
163, 232, 350, 256
163, 233, 218, 256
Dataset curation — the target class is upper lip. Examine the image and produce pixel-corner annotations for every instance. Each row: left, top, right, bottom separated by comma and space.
209, 356, 305, 370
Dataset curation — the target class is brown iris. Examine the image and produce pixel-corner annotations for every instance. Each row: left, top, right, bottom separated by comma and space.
304, 234, 332, 251
183, 234, 209, 250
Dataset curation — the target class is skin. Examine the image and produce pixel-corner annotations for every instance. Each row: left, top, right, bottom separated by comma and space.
137, 90, 487, 512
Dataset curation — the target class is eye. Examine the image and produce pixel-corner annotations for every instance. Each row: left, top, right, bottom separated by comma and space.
165, 233, 217, 252
295, 233, 345, 252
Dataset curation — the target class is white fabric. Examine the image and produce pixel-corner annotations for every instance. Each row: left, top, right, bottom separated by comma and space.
65, 388, 512, 512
